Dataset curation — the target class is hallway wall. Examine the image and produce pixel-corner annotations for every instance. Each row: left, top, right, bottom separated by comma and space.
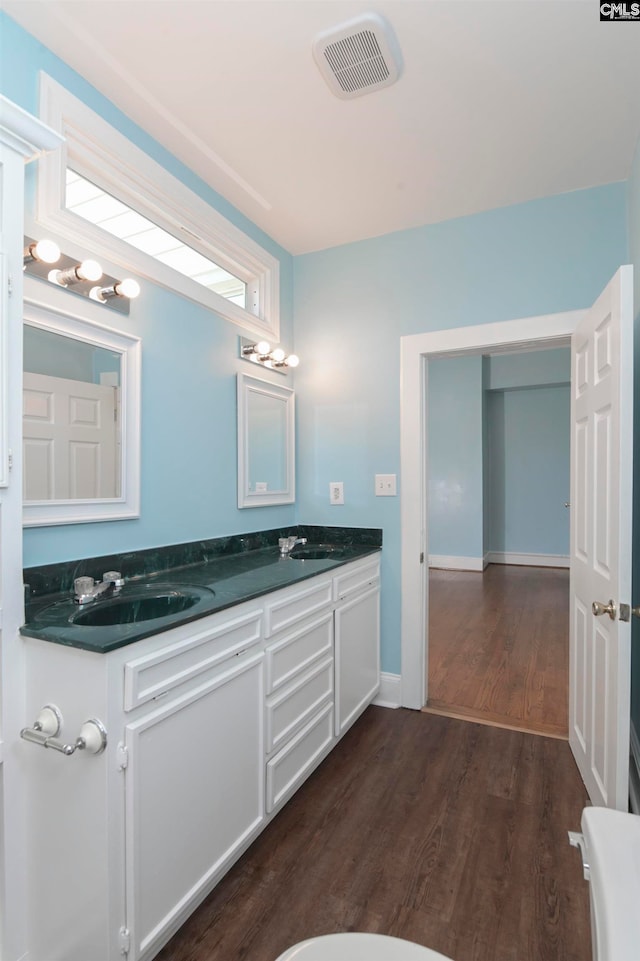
427, 356, 484, 563
486, 385, 570, 558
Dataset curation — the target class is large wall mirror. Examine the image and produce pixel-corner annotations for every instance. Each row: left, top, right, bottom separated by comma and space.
23, 297, 141, 527
237, 372, 294, 508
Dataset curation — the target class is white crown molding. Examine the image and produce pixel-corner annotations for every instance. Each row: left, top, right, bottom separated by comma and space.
0, 95, 63, 159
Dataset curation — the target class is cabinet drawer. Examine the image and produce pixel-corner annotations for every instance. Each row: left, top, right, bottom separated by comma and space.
266, 702, 334, 814
333, 557, 380, 602
264, 578, 332, 637
123, 609, 262, 711
265, 611, 333, 694
265, 655, 333, 754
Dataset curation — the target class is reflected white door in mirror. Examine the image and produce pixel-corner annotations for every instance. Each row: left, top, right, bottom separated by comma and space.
237, 372, 294, 507
23, 289, 141, 526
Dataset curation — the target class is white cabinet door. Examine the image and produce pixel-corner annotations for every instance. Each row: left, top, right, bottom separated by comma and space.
334, 585, 380, 736
124, 653, 264, 961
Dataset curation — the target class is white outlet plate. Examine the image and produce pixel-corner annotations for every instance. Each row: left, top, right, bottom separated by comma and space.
330, 481, 344, 505
375, 473, 397, 496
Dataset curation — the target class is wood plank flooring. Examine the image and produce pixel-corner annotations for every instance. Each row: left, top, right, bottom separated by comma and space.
156, 707, 590, 961
426, 565, 569, 738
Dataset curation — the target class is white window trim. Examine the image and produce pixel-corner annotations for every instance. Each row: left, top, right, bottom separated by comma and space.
35, 73, 280, 341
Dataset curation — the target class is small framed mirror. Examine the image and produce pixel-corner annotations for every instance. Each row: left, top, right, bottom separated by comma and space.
237, 372, 294, 508
23, 297, 141, 527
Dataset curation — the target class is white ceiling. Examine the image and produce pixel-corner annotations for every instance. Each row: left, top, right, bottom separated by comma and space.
5, 0, 640, 255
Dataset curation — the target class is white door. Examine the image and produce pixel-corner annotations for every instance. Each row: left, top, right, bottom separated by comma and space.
23, 372, 118, 499
569, 265, 634, 811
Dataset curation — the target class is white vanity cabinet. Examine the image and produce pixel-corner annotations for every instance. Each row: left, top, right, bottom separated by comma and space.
334, 557, 381, 736
121, 608, 265, 961
21, 552, 380, 961
22, 599, 266, 961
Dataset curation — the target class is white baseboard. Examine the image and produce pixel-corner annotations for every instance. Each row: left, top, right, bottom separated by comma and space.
429, 554, 486, 572
630, 721, 640, 815
373, 672, 402, 709
486, 551, 570, 569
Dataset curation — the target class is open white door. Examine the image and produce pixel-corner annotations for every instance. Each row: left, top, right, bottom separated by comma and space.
569, 265, 634, 811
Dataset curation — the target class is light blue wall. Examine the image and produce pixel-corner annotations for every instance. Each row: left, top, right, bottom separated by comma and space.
1, 14, 296, 566
428, 356, 484, 560
428, 349, 570, 562
24, 326, 120, 384
294, 187, 627, 674
629, 132, 640, 744
488, 347, 570, 390
486, 349, 571, 558
486, 385, 570, 556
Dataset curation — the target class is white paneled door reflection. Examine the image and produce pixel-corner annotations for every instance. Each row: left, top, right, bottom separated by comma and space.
23, 372, 118, 500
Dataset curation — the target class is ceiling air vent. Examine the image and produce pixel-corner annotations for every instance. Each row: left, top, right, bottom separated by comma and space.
312, 13, 402, 100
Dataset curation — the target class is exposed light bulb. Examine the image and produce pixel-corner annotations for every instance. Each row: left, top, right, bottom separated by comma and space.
256, 341, 271, 355
114, 278, 140, 299
90, 278, 141, 302
76, 259, 103, 282
51, 259, 103, 286
286, 354, 300, 368
23, 239, 61, 266
271, 348, 286, 363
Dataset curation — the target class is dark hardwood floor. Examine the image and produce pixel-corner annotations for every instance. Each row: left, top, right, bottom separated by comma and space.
426, 565, 569, 738
156, 707, 590, 961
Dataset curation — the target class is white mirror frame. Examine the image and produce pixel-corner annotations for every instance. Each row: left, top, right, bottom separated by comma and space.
237, 372, 294, 508
23, 293, 141, 527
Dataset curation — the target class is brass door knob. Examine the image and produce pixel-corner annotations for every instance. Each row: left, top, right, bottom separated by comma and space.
592, 599, 617, 620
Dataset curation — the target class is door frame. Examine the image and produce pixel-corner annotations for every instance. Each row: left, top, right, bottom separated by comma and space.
399, 309, 585, 710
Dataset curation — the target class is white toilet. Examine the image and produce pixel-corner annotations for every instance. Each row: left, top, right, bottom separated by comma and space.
275, 932, 453, 960
570, 806, 640, 961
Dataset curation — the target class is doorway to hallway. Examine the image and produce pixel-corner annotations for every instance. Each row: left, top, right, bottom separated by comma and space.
424, 564, 569, 739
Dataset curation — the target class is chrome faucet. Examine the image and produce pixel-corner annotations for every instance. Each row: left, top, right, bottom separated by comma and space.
73, 571, 124, 605
278, 536, 307, 556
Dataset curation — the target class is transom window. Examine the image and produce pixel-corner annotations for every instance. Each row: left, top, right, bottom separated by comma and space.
65, 170, 246, 307
36, 74, 280, 339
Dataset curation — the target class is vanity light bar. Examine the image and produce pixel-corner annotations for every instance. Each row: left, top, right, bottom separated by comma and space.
240, 336, 299, 373
22, 237, 140, 316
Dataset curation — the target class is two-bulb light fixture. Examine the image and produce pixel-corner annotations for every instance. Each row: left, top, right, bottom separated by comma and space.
240, 336, 299, 373
23, 237, 140, 315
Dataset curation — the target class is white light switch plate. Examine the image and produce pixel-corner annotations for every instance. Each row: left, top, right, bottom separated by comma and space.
330, 481, 344, 505
375, 473, 396, 496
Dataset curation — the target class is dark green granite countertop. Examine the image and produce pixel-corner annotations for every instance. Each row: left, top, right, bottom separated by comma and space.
21, 526, 382, 654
